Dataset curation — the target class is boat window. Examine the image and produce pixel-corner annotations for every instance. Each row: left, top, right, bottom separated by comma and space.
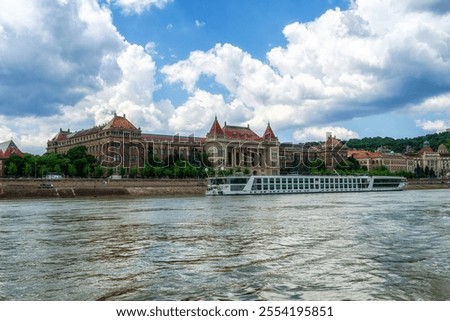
230, 177, 248, 184
372, 178, 401, 188
231, 184, 246, 191
209, 178, 226, 185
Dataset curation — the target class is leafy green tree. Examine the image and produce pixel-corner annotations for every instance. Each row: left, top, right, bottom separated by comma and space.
6, 162, 18, 176
107, 168, 115, 177
24, 163, 33, 177
66, 146, 88, 161
164, 167, 174, 178
39, 164, 50, 176
67, 164, 77, 177
335, 157, 361, 172
154, 167, 164, 178
82, 164, 91, 177
129, 166, 139, 178
369, 166, 391, 176
54, 164, 62, 174
142, 164, 154, 178
307, 159, 325, 173
94, 166, 104, 178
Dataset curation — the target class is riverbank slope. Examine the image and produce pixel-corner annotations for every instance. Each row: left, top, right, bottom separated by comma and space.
0, 178, 207, 199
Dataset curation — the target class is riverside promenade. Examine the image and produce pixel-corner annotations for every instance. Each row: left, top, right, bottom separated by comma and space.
0, 178, 207, 199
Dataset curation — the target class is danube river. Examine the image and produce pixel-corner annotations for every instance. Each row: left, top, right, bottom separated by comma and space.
0, 190, 449, 301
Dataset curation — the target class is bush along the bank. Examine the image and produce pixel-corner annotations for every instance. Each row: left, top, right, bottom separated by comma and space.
4, 146, 210, 179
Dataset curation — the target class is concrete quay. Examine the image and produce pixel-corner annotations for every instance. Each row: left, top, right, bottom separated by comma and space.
0, 178, 207, 199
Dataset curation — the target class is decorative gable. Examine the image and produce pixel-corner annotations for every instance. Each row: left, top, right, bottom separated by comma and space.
263, 122, 277, 141
0, 140, 24, 158
206, 116, 225, 138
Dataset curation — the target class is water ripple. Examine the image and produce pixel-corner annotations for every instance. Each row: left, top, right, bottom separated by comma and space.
1, 190, 450, 300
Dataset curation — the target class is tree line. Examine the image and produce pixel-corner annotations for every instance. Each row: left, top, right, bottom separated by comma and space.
4, 146, 211, 179
345, 131, 450, 153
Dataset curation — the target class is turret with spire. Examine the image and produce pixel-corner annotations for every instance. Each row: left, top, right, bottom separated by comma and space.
263, 122, 277, 141
206, 115, 225, 139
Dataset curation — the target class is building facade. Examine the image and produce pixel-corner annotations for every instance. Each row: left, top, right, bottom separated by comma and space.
47, 114, 145, 170
47, 115, 281, 175
349, 142, 450, 178
204, 117, 280, 175
413, 142, 450, 178
46, 115, 450, 178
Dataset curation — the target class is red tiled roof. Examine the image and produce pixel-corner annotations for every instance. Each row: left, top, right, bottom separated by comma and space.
52, 130, 70, 141
0, 140, 24, 158
207, 117, 225, 137
206, 117, 278, 142
349, 150, 382, 159
103, 114, 138, 130
263, 123, 277, 141
223, 125, 261, 141
419, 146, 433, 156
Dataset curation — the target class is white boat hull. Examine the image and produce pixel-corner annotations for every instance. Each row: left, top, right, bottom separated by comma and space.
206, 175, 407, 196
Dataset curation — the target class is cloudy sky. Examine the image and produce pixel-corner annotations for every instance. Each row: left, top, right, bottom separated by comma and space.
1, 0, 449, 154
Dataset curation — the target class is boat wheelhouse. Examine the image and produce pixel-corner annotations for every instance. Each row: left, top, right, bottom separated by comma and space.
206, 175, 407, 196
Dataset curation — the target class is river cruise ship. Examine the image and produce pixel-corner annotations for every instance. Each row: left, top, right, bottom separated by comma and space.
206, 175, 407, 196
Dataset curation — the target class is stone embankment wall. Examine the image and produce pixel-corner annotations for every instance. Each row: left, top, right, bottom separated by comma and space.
0, 178, 207, 199
405, 179, 450, 190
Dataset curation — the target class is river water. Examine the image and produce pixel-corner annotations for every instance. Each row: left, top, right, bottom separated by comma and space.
0, 190, 449, 301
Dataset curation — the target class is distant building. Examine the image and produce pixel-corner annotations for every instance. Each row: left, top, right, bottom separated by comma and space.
0, 140, 24, 176
414, 142, 450, 177
349, 141, 450, 177
320, 134, 349, 169
349, 150, 413, 172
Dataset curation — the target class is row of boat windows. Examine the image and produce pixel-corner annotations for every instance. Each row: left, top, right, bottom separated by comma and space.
250, 182, 370, 191
254, 177, 369, 185
214, 177, 403, 191
252, 177, 370, 191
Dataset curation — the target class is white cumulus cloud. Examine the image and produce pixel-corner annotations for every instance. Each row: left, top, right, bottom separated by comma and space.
293, 126, 359, 143
0, 0, 167, 153
110, 0, 173, 15
415, 120, 450, 133
162, 0, 450, 141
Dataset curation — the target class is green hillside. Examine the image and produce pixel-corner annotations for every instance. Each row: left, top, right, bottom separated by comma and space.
345, 131, 450, 153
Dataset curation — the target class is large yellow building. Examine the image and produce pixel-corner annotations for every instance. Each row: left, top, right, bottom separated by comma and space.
47, 114, 281, 175
47, 114, 144, 169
